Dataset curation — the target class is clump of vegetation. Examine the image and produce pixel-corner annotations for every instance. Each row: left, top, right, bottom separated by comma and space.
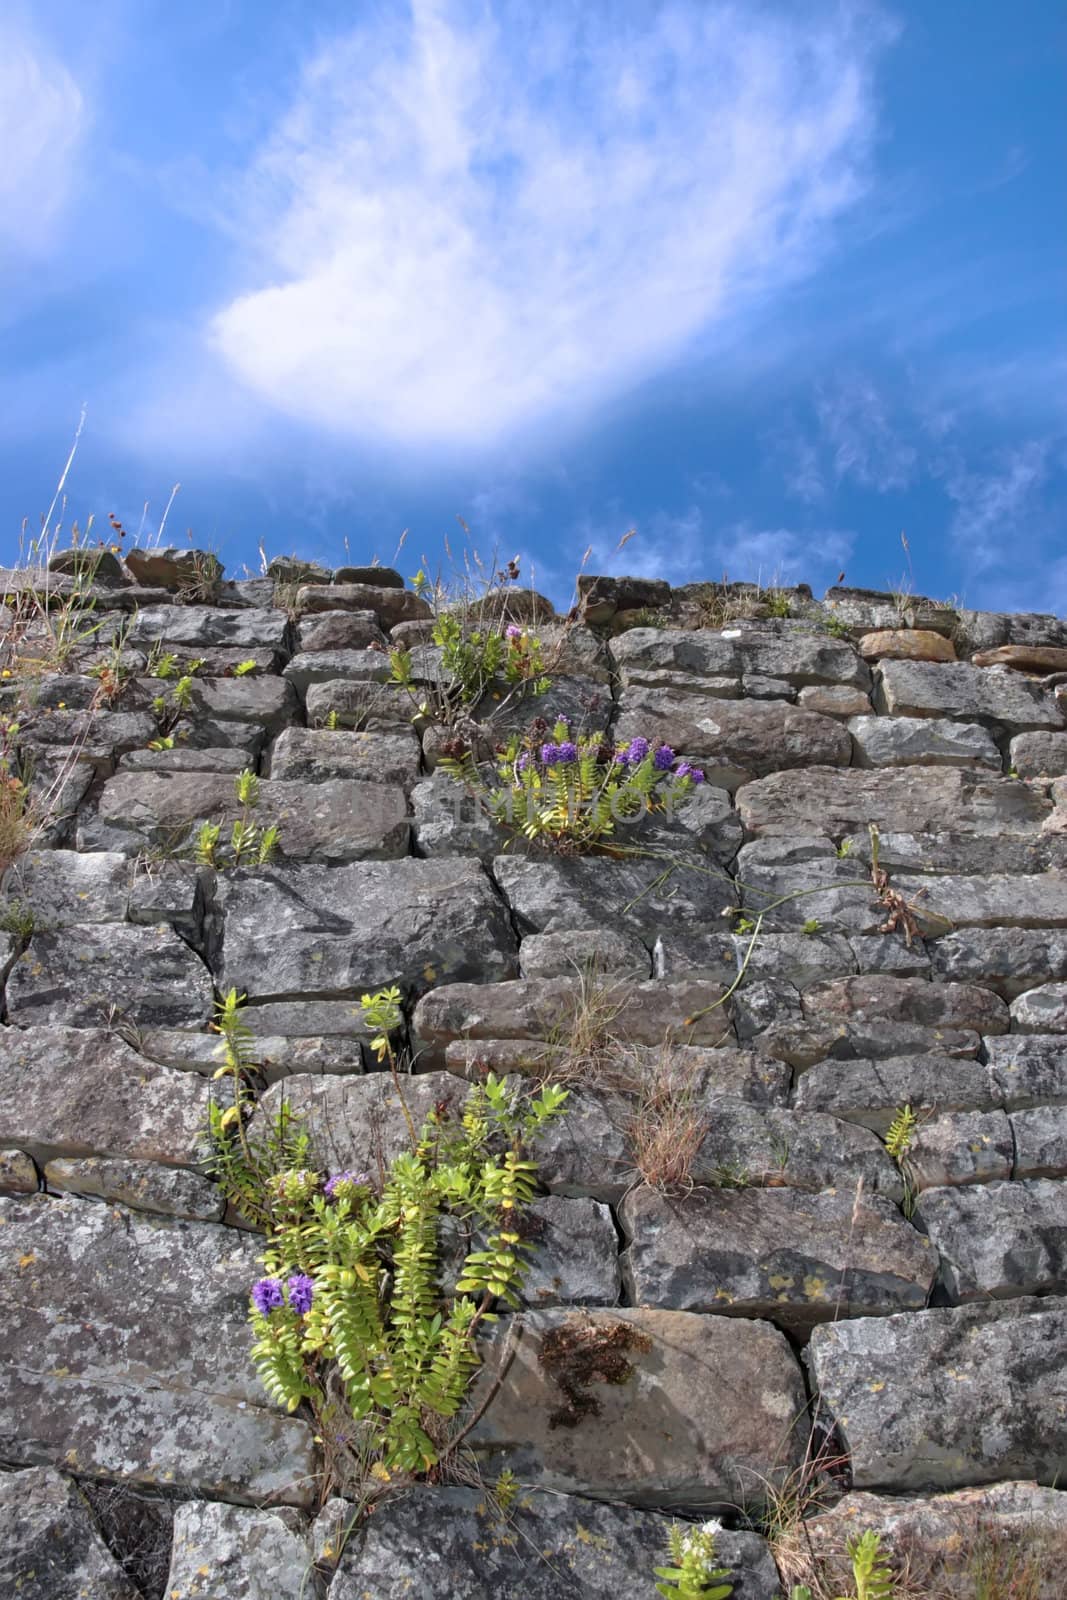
791, 1529, 897, 1600
655, 1521, 735, 1599
884, 1104, 919, 1218
440, 718, 703, 854
195, 768, 280, 868
207, 988, 568, 1481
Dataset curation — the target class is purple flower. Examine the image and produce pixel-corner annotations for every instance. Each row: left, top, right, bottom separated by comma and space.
690, 768, 705, 784
653, 744, 675, 771
505, 624, 523, 640
557, 740, 579, 763
251, 1278, 284, 1316
324, 1170, 371, 1199
516, 751, 531, 772
625, 737, 650, 765
541, 743, 561, 765
287, 1274, 315, 1315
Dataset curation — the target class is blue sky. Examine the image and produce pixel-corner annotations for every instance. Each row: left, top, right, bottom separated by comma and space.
1, 0, 1064, 612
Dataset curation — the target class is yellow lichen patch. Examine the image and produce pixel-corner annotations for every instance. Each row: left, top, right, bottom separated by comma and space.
768, 1273, 795, 1290
802, 1275, 828, 1299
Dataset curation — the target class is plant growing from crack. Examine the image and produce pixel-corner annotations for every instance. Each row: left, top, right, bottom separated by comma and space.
440, 719, 703, 854
208, 990, 568, 1479
790, 1528, 897, 1600
654, 1521, 734, 1599
195, 768, 280, 867
884, 1104, 919, 1219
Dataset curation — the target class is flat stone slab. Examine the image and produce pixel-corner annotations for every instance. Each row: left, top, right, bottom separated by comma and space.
858, 628, 957, 661
215, 859, 517, 1001
930, 928, 1067, 997
1011, 731, 1067, 778
327, 1484, 780, 1599
687, 1102, 903, 1199
793, 1054, 997, 1130
469, 1307, 806, 1509
893, 872, 1067, 932
793, 1481, 1067, 1600
876, 659, 1064, 731
166, 1501, 310, 1600
849, 714, 1001, 769
1011, 981, 1067, 1032
807, 1296, 1067, 1491
412, 977, 733, 1055
0, 1465, 139, 1600
1011, 1105, 1067, 1179
615, 688, 851, 785
986, 1035, 1067, 1108
907, 1110, 1014, 1190
267, 727, 421, 789
0, 1026, 208, 1166
916, 1179, 1067, 1301
0, 849, 130, 926
0, 1195, 317, 1505
801, 974, 1010, 1034
519, 927, 652, 979
620, 1185, 935, 1330
82, 770, 410, 860
296, 582, 431, 626
493, 853, 736, 938
737, 765, 1051, 840
126, 603, 289, 650
6, 923, 214, 1029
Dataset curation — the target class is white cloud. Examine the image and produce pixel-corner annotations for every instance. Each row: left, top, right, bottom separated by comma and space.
0, 25, 85, 255
211, 0, 889, 449
814, 372, 917, 491
938, 441, 1051, 572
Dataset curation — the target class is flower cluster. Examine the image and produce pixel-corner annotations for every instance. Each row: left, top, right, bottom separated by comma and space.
439, 717, 704, 854
251, 1274, 316, 1317
324, 1169, 373, 1200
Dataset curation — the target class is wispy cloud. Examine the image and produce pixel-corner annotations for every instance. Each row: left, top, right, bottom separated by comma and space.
938, 440, 1051, 572
574, 508, 852, 593
0, 23, 85, 259
209, 0, 889, 450
814, 371, 918, 491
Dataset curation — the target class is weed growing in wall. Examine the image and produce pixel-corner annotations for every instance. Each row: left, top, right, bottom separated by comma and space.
440, 718, 704, 853
195, 769, 280, 867
655, 1520, 735, 1598
206, 990, 568, 1481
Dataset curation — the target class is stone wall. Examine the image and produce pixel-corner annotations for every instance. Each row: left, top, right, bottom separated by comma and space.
1, 555, 1066, 1598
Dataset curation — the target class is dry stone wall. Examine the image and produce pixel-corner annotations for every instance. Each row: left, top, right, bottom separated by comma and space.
2, 557, 1067, 1597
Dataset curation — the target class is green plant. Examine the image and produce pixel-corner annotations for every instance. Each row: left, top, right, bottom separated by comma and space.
0, 895, 35, 939
790, 1529, 896, 1600
766, 589, 792, 619
627, 606, 669, 629
148, 647, 179, 679
440, 721, 702, 854
325, 707, 339, 730
194, 768, 280, 868
390, 612, 550, 734
885, 1104, 919, 1218
234, 659, 258, 676
822, 613, 853, 640
655, 1522, 734, 1599
836, 838, 853, 859
209, 994, 569, 1479
147, 734, 176, 752
801, 918, 821, 935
